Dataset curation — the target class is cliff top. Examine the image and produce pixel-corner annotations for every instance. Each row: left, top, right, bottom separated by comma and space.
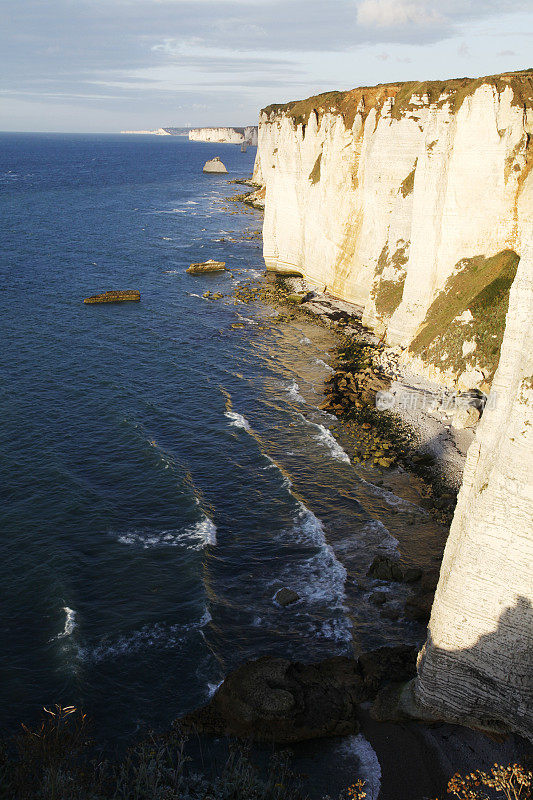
261, 69, 533, 127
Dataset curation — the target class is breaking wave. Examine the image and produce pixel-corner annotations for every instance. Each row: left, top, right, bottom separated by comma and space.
116, 517, 216, 549
78, 609, 212, 664
286, 381, 305, 403
225, 411, 251, 431
54, 607, 77, 640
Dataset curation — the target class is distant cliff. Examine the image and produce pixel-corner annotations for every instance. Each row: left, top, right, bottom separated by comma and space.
254, 71, 533, 741
120, 127, 189, 136
189, 126, 258, 146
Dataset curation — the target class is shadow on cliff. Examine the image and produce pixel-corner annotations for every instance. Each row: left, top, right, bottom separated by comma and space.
408, 595, 533, 742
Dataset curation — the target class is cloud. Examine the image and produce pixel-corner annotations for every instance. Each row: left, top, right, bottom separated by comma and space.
457, 42, 471, 57
357, 0, 444, 29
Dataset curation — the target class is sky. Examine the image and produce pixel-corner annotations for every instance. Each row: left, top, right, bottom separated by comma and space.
1, 0, 532, 132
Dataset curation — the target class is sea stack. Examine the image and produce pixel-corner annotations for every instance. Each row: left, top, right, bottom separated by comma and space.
203, 157, 228, 174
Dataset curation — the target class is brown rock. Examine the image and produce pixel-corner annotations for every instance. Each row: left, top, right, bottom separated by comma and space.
179, 656, 363, 743
187, 260, 226, 274
84, 289, 140, 304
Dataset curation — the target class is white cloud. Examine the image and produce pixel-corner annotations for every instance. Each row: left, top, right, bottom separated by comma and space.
357, 0, 445, 28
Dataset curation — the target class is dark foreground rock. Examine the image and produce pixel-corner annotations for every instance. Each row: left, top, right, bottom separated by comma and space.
178, 647, 418, 743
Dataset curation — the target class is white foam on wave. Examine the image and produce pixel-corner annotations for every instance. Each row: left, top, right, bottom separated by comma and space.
55, 607, 77, 640
300, 336, 311, 344
336, 734, 381, 800
236, 313, 257, 325
359, 518, 399, 556
315, 358, 334, 373
225, 411, 251, 431
78, 609, 212, 664
262, 453, 292, 490
206, 679, 224, 698
301, 416, 351, 463
278, 502, 351, 642
358, 476, 425, 513
116, 517, 216, 550
286, 381, 305, 403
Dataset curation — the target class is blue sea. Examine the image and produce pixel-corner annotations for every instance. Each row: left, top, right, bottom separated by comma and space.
0, 134, 441, 749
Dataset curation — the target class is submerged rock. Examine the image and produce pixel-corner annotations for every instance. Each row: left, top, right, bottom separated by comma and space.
83, 290, 140, 304
203, 157, 228, 174
187, 260, 226, 274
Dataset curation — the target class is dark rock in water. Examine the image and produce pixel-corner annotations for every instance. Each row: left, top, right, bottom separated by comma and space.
179, 655, 364, 742
178, 646, 420, 743
83, 289, 140, 304
367, 555, 422, 584
187, 260, 226, 274
358, 645, 418, 695
274, 587, 300, 607
405, 591, 435, 624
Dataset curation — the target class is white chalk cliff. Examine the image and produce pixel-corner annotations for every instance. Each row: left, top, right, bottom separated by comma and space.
254, 72, 533, 741
189, 126, 258, 145
410, 225, 533, 741
254, 72, 532, 388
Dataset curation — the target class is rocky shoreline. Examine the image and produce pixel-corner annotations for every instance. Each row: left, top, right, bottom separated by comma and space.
178, 194, 529, 798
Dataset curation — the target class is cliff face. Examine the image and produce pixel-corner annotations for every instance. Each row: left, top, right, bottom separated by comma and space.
254, 72, 532, 387
255, 72, 533, 741
189, 126, 258, 145
412, 226, 533, 741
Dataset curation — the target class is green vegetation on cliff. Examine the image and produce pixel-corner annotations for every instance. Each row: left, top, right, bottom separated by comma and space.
261, 69, 533, 129
409, 249, 520, 380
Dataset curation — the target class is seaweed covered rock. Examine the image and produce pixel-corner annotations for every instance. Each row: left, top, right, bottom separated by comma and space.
84, 290, 140, 304
187, 260, 226, 274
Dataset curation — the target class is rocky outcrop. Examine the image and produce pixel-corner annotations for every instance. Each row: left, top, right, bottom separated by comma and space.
410, 226, 533, 742
179, 648, 417, 743
254, 71, 532, 388
187, 260, 226, 274
203, 158, 228, 174
83, 290, 140, 304
190, 126, 258, 145
254, 71, 533, 742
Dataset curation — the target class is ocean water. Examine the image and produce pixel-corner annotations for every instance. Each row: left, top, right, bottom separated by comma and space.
0, 134, 442, 748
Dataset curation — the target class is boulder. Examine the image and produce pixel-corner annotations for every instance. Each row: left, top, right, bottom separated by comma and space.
358, 646, 418, 694
187, 260, 226, 274
274, 588, 300, 607
179, 656, 363, 742
203, 157, 228, 174
451, 404, 480, 429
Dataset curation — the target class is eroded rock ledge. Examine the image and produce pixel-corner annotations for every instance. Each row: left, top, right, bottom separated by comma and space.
179, 647, 417, 743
